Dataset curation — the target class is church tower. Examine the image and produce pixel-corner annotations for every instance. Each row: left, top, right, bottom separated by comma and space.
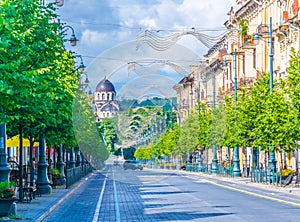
94, 78, 119, 122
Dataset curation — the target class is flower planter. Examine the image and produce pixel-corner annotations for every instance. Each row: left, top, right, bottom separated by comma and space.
52, 178, 61, 187
0, 198, 17, 216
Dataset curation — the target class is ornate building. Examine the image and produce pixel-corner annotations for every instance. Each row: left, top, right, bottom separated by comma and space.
94, 78, 119, 122
173, 0, 300, 174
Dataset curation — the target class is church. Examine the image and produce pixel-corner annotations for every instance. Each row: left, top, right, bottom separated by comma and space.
94, 78, 119, 122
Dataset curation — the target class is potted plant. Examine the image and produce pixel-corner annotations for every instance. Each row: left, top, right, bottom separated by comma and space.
239, 19, 249, 36
239, 19, 250, 45
0, 181, 17, 216
50, 168, 61, 186
281, 168, 296, 177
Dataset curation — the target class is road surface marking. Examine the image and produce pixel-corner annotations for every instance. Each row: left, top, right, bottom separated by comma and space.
92, 171, 108, 222
208, 180, 300, 208
113, 169, 121, 222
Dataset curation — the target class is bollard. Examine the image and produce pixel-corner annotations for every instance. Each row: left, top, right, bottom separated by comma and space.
9, 202, 17, 216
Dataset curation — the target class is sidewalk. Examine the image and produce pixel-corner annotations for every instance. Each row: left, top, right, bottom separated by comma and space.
1, 176, 90, 222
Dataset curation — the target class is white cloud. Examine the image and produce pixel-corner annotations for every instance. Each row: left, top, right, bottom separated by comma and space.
116, 30, 133, 42
139, 18, 157, 29
81, 29, 108, 47
59, 0, 236, 94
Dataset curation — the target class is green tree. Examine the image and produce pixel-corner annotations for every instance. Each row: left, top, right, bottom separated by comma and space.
0, 0, 79, 149
134, 145, 152, 160
287, 48, 300, 118
198, 103, 211, 148
73, 92, 109, 163
163, 123, 180, 154
208, 103, 226, 148
176, 109, 199, 154
246, 73, 298, 152
99, 117, 118, 153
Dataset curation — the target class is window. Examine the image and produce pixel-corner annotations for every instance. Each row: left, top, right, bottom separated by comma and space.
102, 93, 105, 100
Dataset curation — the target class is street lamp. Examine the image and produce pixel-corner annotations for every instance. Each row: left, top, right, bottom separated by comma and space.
75, 55, 90, 92
58, 19, 79, 47
55, 0, 64, 7
222, 48, 242, 177
77, 55, 86, 72
254, 17, 277, 175
41, 0, 64, 7
232, 49, 242, 177
197, 145, 203, 172
210, 67, 218, 175
63, 25, 79, 47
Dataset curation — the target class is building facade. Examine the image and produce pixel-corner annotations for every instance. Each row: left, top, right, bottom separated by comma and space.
174, 0, 300, 172
94, 78, 119, 122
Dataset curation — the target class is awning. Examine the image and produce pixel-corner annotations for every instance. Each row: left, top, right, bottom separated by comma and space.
6, 135, 39, 147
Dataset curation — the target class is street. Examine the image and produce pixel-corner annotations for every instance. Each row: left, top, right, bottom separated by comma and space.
43, 166, 300, 222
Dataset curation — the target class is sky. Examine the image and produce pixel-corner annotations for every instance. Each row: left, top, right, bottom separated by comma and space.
56, 0, 236, 100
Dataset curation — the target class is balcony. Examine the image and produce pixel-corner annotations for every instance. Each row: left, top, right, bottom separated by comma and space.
241, 34, 256, 50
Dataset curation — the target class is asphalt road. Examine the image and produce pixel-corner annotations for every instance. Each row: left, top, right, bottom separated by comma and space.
42, 165, 300, 222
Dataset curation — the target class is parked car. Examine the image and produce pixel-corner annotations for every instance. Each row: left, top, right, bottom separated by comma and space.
123, 160, 143, 170
113, 160, 119, 166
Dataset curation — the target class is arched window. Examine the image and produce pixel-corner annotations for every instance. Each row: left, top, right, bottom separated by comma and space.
111, 93, 115, 100
97, 93, 100, 100
102, 93, 105, 100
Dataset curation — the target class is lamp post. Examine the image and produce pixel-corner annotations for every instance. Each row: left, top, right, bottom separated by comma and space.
222, 48, 242, 177
63, 25, 78, 47
57, 19, 79, 47
77, 55, 86, 72
254, 17, 277, 175
232, 49, 241, 177
57, 144, 66, 185
197, 146, 203, 172
211, 68, 218, 175
36, 137, 51, 195
55, 0, 64, 7
267, 17, 276, 175
41, 0, 64, 7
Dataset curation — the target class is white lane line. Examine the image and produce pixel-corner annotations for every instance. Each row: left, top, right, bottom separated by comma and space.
92, 171, 108, 222
176, 173, 300, 208
207, 180, 300, 207
113, 169, 121, 222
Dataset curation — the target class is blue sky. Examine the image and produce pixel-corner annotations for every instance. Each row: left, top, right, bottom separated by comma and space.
56, 0, 236, 99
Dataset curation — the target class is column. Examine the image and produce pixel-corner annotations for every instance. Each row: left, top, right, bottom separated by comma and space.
36, 137, 51, 194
